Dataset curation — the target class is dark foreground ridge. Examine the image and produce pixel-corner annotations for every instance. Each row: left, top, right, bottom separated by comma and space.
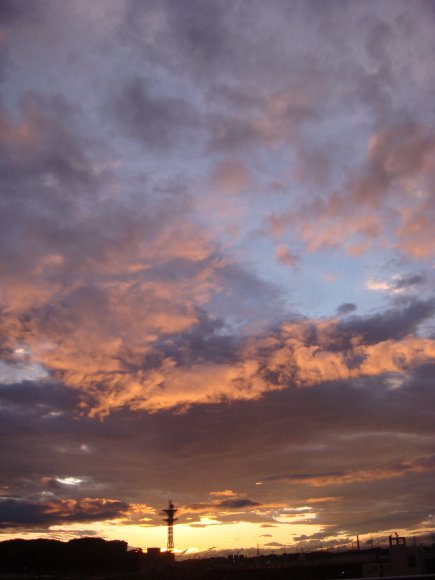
1, 537, 435, 580
0, 537, 140, 576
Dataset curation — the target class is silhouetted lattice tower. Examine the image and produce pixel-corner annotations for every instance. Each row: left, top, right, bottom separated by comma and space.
162, 500, 178, 552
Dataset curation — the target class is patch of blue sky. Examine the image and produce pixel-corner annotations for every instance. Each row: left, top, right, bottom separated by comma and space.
0, 360, 48, 386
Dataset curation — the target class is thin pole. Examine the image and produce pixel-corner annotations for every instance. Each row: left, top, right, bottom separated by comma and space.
162, 500, 178, 552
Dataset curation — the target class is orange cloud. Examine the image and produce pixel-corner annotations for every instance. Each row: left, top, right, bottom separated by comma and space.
269, 122, 435, 259
276, 244, 298, 267
0, 114, 40, 151
69, 328, 435, 416
209, 490, 238, 498
210, 159, 251, 195
264, 455, 435, 487
4, 297, 435, 416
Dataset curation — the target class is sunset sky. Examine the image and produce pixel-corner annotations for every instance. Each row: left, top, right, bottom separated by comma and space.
1, 0, 435, 555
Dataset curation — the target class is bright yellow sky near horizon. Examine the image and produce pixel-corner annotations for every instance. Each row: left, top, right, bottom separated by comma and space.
3, 520, 326, 554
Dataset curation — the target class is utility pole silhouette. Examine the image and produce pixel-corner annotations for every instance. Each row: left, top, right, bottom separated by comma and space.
162, 500, 178, 552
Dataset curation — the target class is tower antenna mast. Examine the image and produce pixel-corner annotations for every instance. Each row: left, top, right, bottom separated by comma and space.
162, 500, 178, 552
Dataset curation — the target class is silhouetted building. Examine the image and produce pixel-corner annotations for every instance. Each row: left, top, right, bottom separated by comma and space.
140, 546, 175, 571
387, 534, 426, 576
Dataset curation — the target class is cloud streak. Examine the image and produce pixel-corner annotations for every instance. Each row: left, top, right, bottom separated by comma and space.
262, 455, 435, 487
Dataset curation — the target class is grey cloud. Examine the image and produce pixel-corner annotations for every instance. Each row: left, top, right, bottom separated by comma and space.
0, 93, 102, 190
216, 499, 260, 509
264, 541, 285, 547
40, 478, 62, 491
0, 45, 9, 84
153, 310, 236, 366
184, 498, 260, 513
263, 471, 344, 483
0, 498, 129, 529
0, 381, 79, 414
206, 114, 266, 153
0, 93, 113, 278
336, 303, 357, 315
293, 529, 339, 543
337, 298, 435, 345
1, 359, 434, 533
111, 77, 199, 150
131, 1, 435, 155
0, 0, 44, 24
123, 0, 248, 82
160, 0, 232, 74
394, 274, 427, 290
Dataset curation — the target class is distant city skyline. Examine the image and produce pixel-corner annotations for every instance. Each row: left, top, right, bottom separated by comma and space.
0, 0, 434, 554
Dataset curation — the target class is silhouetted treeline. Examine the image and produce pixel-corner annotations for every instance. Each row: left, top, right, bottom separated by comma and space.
0, 537, 142, 574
